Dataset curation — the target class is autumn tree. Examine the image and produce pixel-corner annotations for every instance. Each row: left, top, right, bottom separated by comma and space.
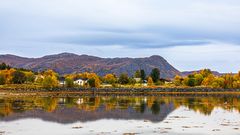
42, 70, 59, 88
233, 72, 240, 88
174, 75, 183, 86
0, 68, 16, 84
0, 73, 5, 85
12, 70, 27, 84
24, 71, 35, 83
200, 69, 212, 78
103, 74, 117, 84
87, 73, 101, 88
202, 74, 215, 86
194, 73, 204, 86
147, 77, 154, 86
211, 77, 225, 88
151, 68, 160, 83
222, 74, 234, 88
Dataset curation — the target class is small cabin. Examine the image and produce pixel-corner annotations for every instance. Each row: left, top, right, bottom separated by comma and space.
74, 78, 88, 86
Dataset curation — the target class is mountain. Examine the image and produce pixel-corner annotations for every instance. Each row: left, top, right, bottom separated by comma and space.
0, 53, 181, 79
181, 70, 223, 77
1, 104, 175, 123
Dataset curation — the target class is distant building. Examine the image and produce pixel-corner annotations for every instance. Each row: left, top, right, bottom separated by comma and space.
134, 78, 141, 83
142, 80, 148, 86
74, 78, 88, 86
59, 77, 65, 86
160, 78, 172, 84
101, 83, 112, 88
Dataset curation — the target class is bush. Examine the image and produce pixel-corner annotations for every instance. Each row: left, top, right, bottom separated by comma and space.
118, 73, 129, 84
0, 74, 6, 85
12, 70, 27, 84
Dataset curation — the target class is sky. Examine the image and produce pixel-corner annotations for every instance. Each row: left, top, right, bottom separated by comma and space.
0, 0, 240, 73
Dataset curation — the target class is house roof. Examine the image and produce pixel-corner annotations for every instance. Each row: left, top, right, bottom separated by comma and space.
74, 78, 88, 81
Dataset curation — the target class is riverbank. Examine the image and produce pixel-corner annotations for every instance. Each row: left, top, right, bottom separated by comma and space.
1, 86, 240, 97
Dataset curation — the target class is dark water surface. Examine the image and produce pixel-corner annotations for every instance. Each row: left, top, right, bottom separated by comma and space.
0, 95, 240, 135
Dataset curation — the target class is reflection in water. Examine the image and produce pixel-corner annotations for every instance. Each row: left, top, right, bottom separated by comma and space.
0, 96, 240, 124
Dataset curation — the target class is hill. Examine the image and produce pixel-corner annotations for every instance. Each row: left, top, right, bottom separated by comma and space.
0, 53, 181, 79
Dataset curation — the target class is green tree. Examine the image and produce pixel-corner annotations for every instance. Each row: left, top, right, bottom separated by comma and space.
0, 63, 10, 70
187, 78, 195, 87
118, 73, 129, 84
65, 78, 74, 88
12, 70, 27, 84
128, 77, 136, 85
140, 69, 146, 81
151, 68, 160, 83
88, 78, 96, 88
87, 73, 101, 88
134, 70, 141, 78
194, 73, 203, 86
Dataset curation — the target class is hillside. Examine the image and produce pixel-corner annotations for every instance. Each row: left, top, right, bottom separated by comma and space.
0, 53, 181, 79
181, 70, 223, 77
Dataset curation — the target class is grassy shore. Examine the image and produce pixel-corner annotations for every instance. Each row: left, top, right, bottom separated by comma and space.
1, 84, 240, 97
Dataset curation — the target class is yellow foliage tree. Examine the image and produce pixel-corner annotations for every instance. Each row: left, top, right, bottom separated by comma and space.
0, 69, 16, 84
202, 74, 215, 86
174, 75, 183, 86
103, 74, 117, 84
147, 77, 154, 86
42, 70, 59, 88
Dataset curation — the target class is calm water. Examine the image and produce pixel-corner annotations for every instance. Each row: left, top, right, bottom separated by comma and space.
0, 95, 240, 135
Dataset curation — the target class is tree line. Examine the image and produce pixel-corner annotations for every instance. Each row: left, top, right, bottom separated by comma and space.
1, 62, 240, 89
0, 62, 161, 88
174, 69, 240, 88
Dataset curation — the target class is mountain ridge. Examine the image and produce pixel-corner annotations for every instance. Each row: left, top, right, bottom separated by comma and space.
0, 53, 181, 78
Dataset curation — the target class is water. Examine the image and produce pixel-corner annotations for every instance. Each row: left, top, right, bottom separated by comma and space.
0, 95, 240, 135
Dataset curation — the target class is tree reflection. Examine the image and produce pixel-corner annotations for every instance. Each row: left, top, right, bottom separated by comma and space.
151, 101, 160, 115
140, 102, 146, 113
0, 96, 240, 118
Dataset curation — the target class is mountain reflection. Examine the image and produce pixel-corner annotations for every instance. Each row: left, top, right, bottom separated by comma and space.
0, 96, 240, 124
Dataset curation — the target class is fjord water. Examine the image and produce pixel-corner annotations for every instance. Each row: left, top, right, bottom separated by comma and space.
0, 95, 240, 135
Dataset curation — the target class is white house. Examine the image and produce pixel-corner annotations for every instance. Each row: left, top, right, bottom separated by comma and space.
74, 78, 88, 86
134, 78, 141, 83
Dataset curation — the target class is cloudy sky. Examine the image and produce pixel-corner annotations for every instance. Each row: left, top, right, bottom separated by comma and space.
0, 0, 240, 72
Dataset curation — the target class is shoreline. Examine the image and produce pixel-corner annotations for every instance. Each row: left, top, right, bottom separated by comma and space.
1, 87, 240, 97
